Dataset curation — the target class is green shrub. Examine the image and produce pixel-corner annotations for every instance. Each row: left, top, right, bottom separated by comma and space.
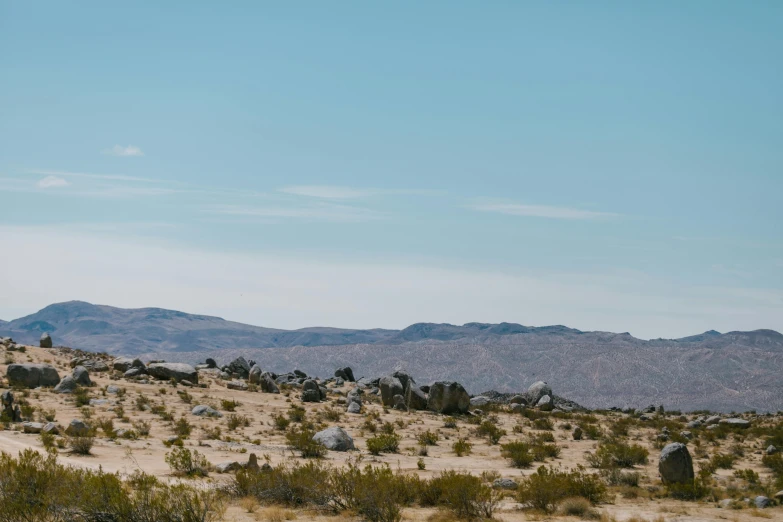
165, 446, 211, 477
74, 387, 90, 407
710, 453, 736, 470
423, 470, 501, 520
331, 462, 419, 522
501, 441, 533, 468
68, 435, 94, 455
417, 429, 439, 446
234, 460, 335, 508
558, 496, 593, 517
533, 417, 554, 430
174, 417, 193, 438
477, 420, 506, 445
517, 466, 607, 513
227, 414, 250, 431
286, 424, 327, 458
288, 405, 306, 423
366, 433, 401, 455
603, 469, 640, 487
274, 414, 291, 431
443, 417, 458, 429
586, 440, 649, 468
453, 438, 473, 457
221, 399, 240, 411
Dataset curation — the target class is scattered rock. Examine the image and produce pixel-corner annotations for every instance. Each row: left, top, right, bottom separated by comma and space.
493, 478, 518, 490
192, 405, 222, 418
754, 496, 771, 509
335, 367, 355, 382
573, 426, 583, 440
427, 381, 470, 414
509, 395, 527, 405
23, 422, 45, 434
227, 357, 251, 379
147, 362, 198, 383
393, 394, 407, 411
536, 395, 554, 411
260, 374, 280, 394
470, 396, 491, 407
379, 376, 404, 407
767, 445, 777, 455
40, 333, 53, 348
301, 389, 321, 402
42, 422, 58, 434
6, 363, 61, 388
216, 461, 241, 473
106, 385, 121, 394
526, 381, 552, 404
124, 368, 146, 378
313, 426, 355, 451
406, 385, 428, 410
65, 419, 90, 437
227, 380, 248, 391
347, 401, 362, 414
719, 418, 750, 428
54, 376, 77, 394
248, 364, 263, 384
705, 415, 721, 425
659, 443, 694, 485
72, 366, 91, 386
113, 357, 145, 373
205, 358, 218, 369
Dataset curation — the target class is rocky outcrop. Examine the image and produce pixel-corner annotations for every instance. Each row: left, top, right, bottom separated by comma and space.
147, 363, 198, 383
6, 363, 60, 388
54, 375, 77, 394
659, 443, 694, 484
335, 367, 355, 382
526, 381, 552, 404
72, 366, 91, 386
379, 376, 404, 407
40, 333, 53, 348
113, 357, 145, 373
313, 426, 355, 451
427, 381, 470, 414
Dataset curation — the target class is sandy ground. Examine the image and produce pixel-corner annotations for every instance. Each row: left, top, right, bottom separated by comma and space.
0, 345, 781, 522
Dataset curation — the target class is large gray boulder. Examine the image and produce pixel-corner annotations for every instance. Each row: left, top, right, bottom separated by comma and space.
427, 381, 470, 414
260, 374, 279, 394
659, 443, 694, 485
227, 357, 251, 378
112, 357, 145, 373
313, 426, 355, 451
335, 367, 355, 382
40, 333, 53, 348
72, 366, 91, 386
248, 364, 263, 384
536, 395, 554, 411
526, 381, 552, 404
379, 376, 404, 407
392, 371, 414, 392
65, 419, 90, 436
192, 405, 222, 418
719, 418, 750, 428
6, 363, 60, 388
54, 375, 77, 394
147, 363, 198, 384
406, 385, 428, 410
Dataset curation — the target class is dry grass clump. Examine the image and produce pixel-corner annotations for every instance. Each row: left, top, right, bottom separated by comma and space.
259, 506, 297, 522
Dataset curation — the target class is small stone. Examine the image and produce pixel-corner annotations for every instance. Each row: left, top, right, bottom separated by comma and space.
216, 461, 241, 473
493, 478, 518, 490
192, 405, 222, 417
65, 419, 90, 437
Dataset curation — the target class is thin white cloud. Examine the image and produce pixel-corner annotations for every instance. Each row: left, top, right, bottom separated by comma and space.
103, 145, 144, 157
206, 202, 382, 223
279, 185, 375, 199
27, 169, 162, 183
470, 202, 618, 220
36, 176, 70, 188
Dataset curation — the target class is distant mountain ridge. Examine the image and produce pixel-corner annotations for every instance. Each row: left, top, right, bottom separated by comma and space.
3, 301, 782, 412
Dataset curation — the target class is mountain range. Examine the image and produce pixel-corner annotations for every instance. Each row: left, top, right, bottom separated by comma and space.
3, 301, 782, 412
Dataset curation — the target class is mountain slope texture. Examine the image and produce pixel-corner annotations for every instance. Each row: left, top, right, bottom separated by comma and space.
2, 301, 782, 412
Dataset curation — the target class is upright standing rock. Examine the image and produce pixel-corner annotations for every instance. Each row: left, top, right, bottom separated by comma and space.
659, 443, 694, 484
40, 333, 53, 348
427, 381, 470, 414
379, 376, 404, 407
526, 381, 552, 404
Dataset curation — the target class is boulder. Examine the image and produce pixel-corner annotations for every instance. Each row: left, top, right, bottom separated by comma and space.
406, 385, 428, 410
205, 358, 218, 369
427, 381, 470, 414
72, 366, 91, 386
124, 368, 146, 378
659, 443, 694, 484
335, 367, 355, 382
526, 381, 552, 404
112, 357, 145, 373
536, 395, 554, 411
719, 418, 750, 428
192, 405, 222, 418
227, 357, 251, 378
705, 415, 721, 425
260, 374, 280, 394
245, 453, 260, 471
54, 375, 77, 394
65, 419, 90, 437
493, 478, 519, 490
23, 422, 45, 434
40, 333, 53, 348
393, 394, 407, 411
573, 426, 583, 440
6, 363, 60, 388
347, 401, 362, 414
248, 364, 263, 384
147, 363, 198, 384
216, 461, 241, 473
106, 385, 121, 394
301, 389, 321, 402
42, 422, 59, 434
313, 426, 355, 451
227, 380, 248, 391
509, 395, 527, 405
755, 496, 771, 509
767, 445, 777, 455
510, 403, 524, 413
379, 376, 404, 407
392, 371, 414, 392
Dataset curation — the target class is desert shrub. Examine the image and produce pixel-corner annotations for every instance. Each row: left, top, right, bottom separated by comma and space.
174, 417, 193, 438
38, 407, 56, 422
423, 470, 501, 520
133, 419, 151, 437
533, 417, 554, 430
366, 433, 401, 455
582, 423, 603, 440
477, 420, 506, 445
0, 449, 225, 522
733, 468, 759, 484
500, 441, 533, 468
227, 414, 251, 431
68, 435, 95, 455
531, 442, 561, 461
762, 452, 783, 487
603, 469, 640, 487
517, 466, 606, 513
319, 407, 342, 422
453, 438, 473, 457
274, 414, 291, 431
165, 446, 210, 477
135, 394, 150, 411
221, 399, 240, 411
74, 387, 90, 407
288, 405, 306, 423
286, 424, 327, 458
586, 440, 649, 468
178, 390, 193, 404
417, 429, 439, 446
331, 462, 419, 522
234, 460, 335, 508
97, 417, 116, 437
558, 496, 593, 517
362, 418, 378, 433
444, 417, 458, 429
710, 453, 736, 470
40, 431, 56, 450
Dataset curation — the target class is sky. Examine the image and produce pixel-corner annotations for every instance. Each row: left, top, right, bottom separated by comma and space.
1, 1, 781, 338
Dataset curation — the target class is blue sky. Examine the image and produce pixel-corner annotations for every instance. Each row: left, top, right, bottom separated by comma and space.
1, 1, 781, 337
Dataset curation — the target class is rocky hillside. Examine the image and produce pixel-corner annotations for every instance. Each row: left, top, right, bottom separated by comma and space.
3, 301, 783, 412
